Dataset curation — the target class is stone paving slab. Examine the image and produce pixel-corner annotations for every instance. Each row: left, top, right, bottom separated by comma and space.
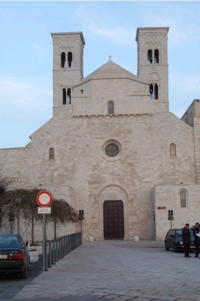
1, 241, 200, 300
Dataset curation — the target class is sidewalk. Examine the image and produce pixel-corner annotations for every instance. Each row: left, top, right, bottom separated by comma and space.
3, 240, 200, 301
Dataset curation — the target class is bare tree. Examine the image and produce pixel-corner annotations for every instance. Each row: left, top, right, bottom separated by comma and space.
0, 170, 11, 225
1, 186, 79, 243
48, 199, 78, 240
2, 188, 42, 244
0, 170, 10, 195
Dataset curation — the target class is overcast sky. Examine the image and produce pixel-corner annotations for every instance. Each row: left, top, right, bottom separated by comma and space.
0, 1, 200, 148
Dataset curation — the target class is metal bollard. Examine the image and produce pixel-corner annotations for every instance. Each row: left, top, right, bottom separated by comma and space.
66, 235, 68, 254
64, 235, 67, 255
60, 237, 62, 259
60, 237, 62, 258
67, 235, 70, 254
63, 236, 65, 256
55, 239, 59, 262
48, 241, 52, 268
69, 235, 72, 252
58, 237, 61, 260
52, 240, 55, 264
45, 242, 48, 271
62, 236, 64, 258
61, 237, 63, 258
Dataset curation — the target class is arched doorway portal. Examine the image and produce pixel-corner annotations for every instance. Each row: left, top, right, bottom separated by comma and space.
103, 200, 124, 239
97, 185, 129, 240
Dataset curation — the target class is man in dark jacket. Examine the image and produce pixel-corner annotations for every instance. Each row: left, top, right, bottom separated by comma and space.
182, 223, 191, 258
193, 222, 200, 258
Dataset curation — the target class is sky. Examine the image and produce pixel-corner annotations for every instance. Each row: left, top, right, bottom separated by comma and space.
0, 1, 200, 148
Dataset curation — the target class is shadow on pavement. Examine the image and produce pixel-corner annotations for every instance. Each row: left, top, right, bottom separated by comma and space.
0, 255, 43, 300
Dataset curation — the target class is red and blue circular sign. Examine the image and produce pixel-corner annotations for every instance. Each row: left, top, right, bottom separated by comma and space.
36, 191, 53, 207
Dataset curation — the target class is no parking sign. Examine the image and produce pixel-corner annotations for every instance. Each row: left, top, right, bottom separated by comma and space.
36, 191, 53, 207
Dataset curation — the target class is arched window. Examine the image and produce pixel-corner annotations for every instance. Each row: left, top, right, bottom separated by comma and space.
108, 101, 114, 114
170, 143, 176, 156
180, 191, 186, 208
147, 49, 152, 64
154, 49, 159, 63
63, 88, 66, 105
49, 148, 54, 159
67, 88, 71, 104
149, 83, 154, 99
155, 83, 158, 99
61, 52, 66, 68
149, 83, 159, 100
68, 52, 73, 68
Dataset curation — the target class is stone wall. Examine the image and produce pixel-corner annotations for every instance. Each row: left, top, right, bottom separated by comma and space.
154, 184, 200, 241
0, 216, 78, 243
1, 27, 199, 242
0, 106, 196, 241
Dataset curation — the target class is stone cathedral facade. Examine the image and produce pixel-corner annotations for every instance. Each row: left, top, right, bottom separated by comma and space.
1, 27, 200, 241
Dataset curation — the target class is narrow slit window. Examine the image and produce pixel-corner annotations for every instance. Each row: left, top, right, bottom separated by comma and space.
170, 143, 176, 156
49, 148, 54, 160
155, 84, 158, 99
180, 191, 186, 208
68, 52, 73, 68
61, 52, 66, 68
67, 88, 71, 104
63, 88, 66, 105
147, 50, 152, 64
108, 101, 114, 114
154, 49, 159, 63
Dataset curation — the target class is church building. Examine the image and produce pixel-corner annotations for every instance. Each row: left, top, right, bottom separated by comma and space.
1, 27, 200, 241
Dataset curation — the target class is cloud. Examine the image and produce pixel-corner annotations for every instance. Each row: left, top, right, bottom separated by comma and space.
170, 74, 200, 95
169, 73, 200, 118
141, 7, 200, 47
88, 23, 136, 46
34, 44, 46, 55
0, 78, 52, 122
73, 6, 136, 46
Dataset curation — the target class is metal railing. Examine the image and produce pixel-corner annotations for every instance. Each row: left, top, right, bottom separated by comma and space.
43, 232, 82, 271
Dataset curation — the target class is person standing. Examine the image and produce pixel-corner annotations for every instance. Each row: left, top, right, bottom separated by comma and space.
193, 222, 200, 258
182, 223, 191, 258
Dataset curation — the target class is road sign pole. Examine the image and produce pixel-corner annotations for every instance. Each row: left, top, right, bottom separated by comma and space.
43, 213, 47, 271
36, 191, 53, 272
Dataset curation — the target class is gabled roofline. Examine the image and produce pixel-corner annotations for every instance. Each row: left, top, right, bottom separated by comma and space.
136, 27, 169, 41
73, 76, 148, 89
51, 32, 85, 45
73, 61, 148, 88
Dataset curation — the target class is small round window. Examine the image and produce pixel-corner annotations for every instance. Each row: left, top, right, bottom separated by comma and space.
105, 144, 119, 157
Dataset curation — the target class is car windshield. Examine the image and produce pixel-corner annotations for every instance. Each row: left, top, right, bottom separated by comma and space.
174, 229, 194, 237
0, 235, 20, 248
175, 230, 182, 236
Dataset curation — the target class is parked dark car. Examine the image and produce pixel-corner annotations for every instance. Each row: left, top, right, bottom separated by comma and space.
0, 234, 30, 279
164, 228, 196, 253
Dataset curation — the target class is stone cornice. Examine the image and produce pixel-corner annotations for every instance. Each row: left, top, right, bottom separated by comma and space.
73, 113, 152, 118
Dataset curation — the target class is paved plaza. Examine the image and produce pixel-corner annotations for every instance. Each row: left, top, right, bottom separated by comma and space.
1, 240, 200, 301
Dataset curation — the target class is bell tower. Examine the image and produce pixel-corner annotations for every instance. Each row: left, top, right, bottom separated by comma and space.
136, 27, 169, 110
51, 32, 85, 115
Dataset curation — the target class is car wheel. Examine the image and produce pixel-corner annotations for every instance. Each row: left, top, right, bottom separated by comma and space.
174, 244, 179, 253
165, 242, 169, 250
20, 266, 28, 279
